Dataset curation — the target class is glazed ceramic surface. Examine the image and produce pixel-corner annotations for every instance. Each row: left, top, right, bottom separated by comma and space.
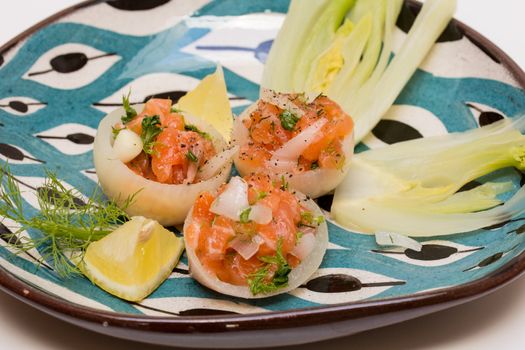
1, 0, 525, 347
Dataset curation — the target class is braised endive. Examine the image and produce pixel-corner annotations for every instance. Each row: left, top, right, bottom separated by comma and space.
332, 119, 525, 236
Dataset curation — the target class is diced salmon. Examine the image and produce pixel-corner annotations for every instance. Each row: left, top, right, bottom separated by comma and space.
151, 129, 215, 184
318, 139, 346, 169
240, 94, 353, 171
192, 175, 309, 287
161, 112, 184, 130
125, 115, 145, 135
141, 98, 172, 117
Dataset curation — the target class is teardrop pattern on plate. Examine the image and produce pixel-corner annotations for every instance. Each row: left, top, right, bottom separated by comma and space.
0, 221, 24, 248
92, 73, 202, 113
396, 2, 463, 42
92, 72, 249, 113
371, 120, 423, 144
196, 39, 273, 64
463, 245, 519, 272
361, 105, 447, 150
5, 175, 86, 211
0, 218, 54, 271
465, 102, 506, 127
35, 123, 96, 155
289, 268, 405, 304
0, 143, 45, 164
135, 297, 268, 317
373, 241, 484, 267
107, 0, 171, 11
0, 96, 47, 116
23, 43, 121, 90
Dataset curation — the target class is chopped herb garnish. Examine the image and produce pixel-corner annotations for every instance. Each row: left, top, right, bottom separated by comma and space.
141, 115, 162, 154
184, 124, 211, 140
121, 92, 137, 124
311, 162, 319, 170
171, 106, 183, 113
300, 211, 325, 227
247, 238, 291, 295
186, 150, 198, 163
112, 126, 124, 139
279, 110, 300, 131
256, 191, 268, 200
210, 214, 217, 227
296, 231, 304, 242
280, 175, 289, 191
239, 207, 252, 223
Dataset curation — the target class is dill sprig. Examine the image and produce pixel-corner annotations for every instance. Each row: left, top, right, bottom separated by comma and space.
247, 238, 291, 295
0, 165, 133, 277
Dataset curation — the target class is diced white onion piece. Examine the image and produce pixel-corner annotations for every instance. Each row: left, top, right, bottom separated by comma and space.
269, 118, 327, 170
197, 146, 239, 181
248, 203, 273, 225
210, 176, 249, 221
228, 235, 264, 261
291, 232, 316, 261
375, 232, 422, 252
185, 161, 198, 184
113, 129, 143, 163
260, 88, 305, 118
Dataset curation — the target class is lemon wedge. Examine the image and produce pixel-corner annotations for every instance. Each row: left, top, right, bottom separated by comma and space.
80, 217, 184, 302
176, 66, 233, 141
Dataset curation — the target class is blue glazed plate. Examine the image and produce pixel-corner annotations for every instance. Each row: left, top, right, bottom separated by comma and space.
0, 0, 525, 348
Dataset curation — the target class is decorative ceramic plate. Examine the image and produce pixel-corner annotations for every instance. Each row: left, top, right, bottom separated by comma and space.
1, 0, 525, 348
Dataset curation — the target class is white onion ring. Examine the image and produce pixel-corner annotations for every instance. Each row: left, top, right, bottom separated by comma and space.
269, 118, 327, 172
196, 146, 239, 182
233, 102, 355, 198
93, 104, 231, 226
183, 188, 328, 299
228, 234, 264, 261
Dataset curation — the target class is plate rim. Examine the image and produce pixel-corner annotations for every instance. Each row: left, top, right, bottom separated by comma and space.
0, 0, 524, 335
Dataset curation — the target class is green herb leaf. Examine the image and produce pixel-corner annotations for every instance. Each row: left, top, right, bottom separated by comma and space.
0, 165, 134, 277
256, 191, 268, 201
280, 175, 289, 191
171, 106, 183, 113
239, 207, 252, 223
186, 150, 198, 163
247, 238, 291, 295
112, 126, 124, 139
121, 92, 137, 124
311, 161, 319, 170
141, 115, 163, 154
279, 110, 300, 131
184, 124, 211, 140
300, 211, 325, 227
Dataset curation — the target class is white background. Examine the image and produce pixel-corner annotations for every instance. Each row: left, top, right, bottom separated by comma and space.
1, 1, 525, 349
